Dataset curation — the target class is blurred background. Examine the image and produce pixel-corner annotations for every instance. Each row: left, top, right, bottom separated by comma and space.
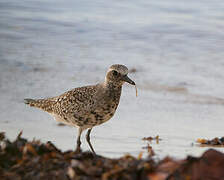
1, 0, 224, 158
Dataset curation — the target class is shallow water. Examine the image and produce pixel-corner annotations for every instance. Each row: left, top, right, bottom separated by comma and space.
1, 0, 224, 158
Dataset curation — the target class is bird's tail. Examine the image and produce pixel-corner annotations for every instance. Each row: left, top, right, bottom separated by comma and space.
24, 98, 54, 112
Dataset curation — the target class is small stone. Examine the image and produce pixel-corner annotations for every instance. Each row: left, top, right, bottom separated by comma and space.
67, 166, 76, 179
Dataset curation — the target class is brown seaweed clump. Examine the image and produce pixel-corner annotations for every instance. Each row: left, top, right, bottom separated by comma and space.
1, 132, 224, 180
197, 137, 224, 146
142, 135, 161, 144
0, 132, 155, 180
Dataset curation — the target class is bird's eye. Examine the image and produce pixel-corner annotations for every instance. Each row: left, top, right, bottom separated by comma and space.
113, 70, 118, 76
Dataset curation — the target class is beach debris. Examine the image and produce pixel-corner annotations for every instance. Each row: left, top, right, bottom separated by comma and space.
142, 135, 161, 144
142, 144, 155, 157
197, 137, 224, 146
0, 132, 5, 141
135, 84, 138, 97
0, 132, 155, 179
138, 151, 144, 160
1, 132, 224, 180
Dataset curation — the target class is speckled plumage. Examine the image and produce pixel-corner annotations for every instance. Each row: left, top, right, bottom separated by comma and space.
25, 64, 135, 153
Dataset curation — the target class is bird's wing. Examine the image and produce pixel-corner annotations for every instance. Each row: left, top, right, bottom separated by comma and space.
52, 85, 99, 116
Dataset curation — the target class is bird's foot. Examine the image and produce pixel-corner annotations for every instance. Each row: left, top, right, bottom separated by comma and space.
74, 147, 82, 154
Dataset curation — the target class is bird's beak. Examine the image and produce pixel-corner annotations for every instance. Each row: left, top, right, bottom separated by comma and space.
122, 75, 135, 85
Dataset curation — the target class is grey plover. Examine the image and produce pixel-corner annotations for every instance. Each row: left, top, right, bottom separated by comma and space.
24, 64, 136, 153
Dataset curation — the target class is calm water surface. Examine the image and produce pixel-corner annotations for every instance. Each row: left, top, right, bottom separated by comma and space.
1, 0, 224, 158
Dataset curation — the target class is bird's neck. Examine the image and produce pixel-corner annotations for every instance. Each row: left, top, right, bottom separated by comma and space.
103, 81, 122, 91
102, 81, 122, 104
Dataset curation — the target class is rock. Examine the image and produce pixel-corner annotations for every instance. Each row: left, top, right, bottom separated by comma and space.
168, 149, 224, 180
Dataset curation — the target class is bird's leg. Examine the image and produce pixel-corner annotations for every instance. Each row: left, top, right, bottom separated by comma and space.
86, 128, 96, 154
75, 127, 83, 153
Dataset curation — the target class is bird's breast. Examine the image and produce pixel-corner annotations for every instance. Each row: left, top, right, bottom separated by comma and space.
92, 86, 122, 125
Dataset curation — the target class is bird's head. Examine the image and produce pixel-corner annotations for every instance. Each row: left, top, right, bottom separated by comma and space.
105, 64, 135, 86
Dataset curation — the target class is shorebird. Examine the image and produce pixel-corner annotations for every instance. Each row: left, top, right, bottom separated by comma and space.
24, 64, 136, 153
